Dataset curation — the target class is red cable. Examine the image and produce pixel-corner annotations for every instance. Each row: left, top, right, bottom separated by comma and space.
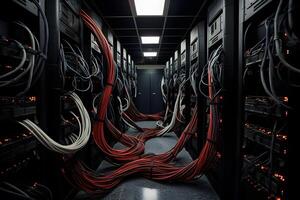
65, 10, 219, 194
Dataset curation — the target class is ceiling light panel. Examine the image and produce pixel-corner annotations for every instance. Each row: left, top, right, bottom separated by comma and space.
144, 52, 157, 57
134, 0, 166, 16
141, 36, 160, 44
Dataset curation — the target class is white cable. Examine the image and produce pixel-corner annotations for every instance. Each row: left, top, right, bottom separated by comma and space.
179, 93, 185, 118
121, 116, 139, 130
0, 40, 26, 81
157, 72, 190, 129
121, 84, 131, 112
133, 81, 137, 98
18, 92, 91, 154
157, 77, 168, 128
117, 96, 129, 113
156, 80, 187, 136
0, 22, 35, 89
16, 21, 36, 94
161, 77, 167, 103
173, 73, 178, 87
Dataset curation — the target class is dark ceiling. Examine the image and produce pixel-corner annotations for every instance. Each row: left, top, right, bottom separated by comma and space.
90, 0, 204, 65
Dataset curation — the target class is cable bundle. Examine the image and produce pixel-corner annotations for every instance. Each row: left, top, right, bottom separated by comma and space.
18, 92, 91, 154
81, 10, 149, 162
120, 112, 145, 132
61, 40, 99, 92
116, 80, 145, 132
274, 0, 299, 74
106, 95, 197, 163
155, 82, 186, 136
125, 101, 163, 121
93, 76, 187, 162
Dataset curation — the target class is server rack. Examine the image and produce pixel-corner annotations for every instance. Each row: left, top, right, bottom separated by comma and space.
188, 25, 201, 159
239, 0, 298, 199
205, 0, 225, 195
0, 0, 49, 198
188, 22, 207, 159
203, 0, 243, 199
221, 0, 243, 199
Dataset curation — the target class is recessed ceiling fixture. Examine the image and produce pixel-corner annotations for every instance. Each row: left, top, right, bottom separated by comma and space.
144, 52, 157, 57
134, 0, 166, 16
141, 36, 160, 44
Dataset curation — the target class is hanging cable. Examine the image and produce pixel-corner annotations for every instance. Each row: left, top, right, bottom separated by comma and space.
18, 92, 91, 154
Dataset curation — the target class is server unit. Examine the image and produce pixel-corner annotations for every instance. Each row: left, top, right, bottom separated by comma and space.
127, 54, 132, 95
128, 54, 131, 79
180, 39, 191, 122
122, 48, 127, 75
116, 40, 122, 68
106, 29, 114, 60
180, 40, 187, 67
173, 50, 179, 104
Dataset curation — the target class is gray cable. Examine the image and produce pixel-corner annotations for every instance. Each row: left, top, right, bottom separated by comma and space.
274, 0, 300, 73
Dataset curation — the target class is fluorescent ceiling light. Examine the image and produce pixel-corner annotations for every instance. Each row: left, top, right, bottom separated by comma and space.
134, 0, 165, 16
144, 52, 157, 57
141, 36, 160, 44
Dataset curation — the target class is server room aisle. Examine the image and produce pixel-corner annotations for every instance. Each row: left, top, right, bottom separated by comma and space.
1, 0, 296, 199
76, 121, 219, 200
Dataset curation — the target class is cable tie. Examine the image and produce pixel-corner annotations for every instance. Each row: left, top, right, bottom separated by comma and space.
185, 131, 193, 135
23, 47, 47, 59
24, 47, 39, 54
206, 138, 217, 145
209, 100, 219, 105
38, 52, 47, 59
106, 82, 114, 87
117, 132, 123, 140
170, 150, 175, 158
150, 161, 154, 179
